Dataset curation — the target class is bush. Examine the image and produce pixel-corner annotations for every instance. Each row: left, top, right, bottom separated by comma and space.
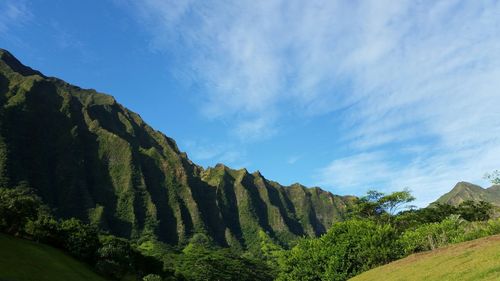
59, 218, 100, 262
277, 219, 402, 281
457, 200, 493, 221
0, 187, 41, 234
399, 215, 468, 254
176, 240, 274, 281
485, 218, 500, 235
96, 236, 134, 280
24, 211, 60, 245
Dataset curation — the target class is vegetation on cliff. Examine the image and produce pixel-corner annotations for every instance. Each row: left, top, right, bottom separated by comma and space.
0, 48, 353, 250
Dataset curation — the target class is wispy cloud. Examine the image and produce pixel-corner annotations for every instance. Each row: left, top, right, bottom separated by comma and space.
122, 0, 500, 204
182, 139, 249, 169
317, 144, 500, 206
287, 155, 301, 165
0, 0, 31, 36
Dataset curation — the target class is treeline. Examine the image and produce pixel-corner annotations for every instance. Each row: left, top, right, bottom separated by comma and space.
274, 189, 500, 281
2, 184, 500, 281
0, 186, 274, 281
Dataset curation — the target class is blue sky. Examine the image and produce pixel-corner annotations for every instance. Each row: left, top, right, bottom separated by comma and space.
1, 0, 500, 206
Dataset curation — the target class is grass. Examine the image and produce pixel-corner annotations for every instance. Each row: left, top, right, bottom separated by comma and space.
350, 234, 500, 281
0, 234, 108, 281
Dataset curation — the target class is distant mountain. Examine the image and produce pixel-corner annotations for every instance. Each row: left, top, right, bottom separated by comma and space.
434, 181, 500, 206
0, 48, 354, 248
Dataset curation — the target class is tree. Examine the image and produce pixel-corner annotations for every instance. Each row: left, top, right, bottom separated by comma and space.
457, 200, 492, 221
176, 236, 274, 281
0, 186, 41, 234
395, 202, 458, 230
399, 215, 466, 254
59, 218, 100, 262
350, 189, 415, 221
484, 170, 500, 185
257, 230, 283, 272
379, 189, 416, 215
96, 236, 134, 280
24, 209, 60, 244
276, 238, 325, 281
276, 219, 402, 281
0, 135, 9, 187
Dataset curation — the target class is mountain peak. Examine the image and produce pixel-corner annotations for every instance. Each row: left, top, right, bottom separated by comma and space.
434, 181, 500, 206
452, 181, 484, 192
0, 49, 44, 77
0, 48, 355, 248
214, 163, 228, 169
252, 170, 263, 177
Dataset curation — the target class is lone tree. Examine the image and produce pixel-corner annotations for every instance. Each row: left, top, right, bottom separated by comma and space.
484, 170, 500, 185
350, 188, 415, 220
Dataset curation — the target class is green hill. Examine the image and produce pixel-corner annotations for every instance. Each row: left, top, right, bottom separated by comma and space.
350, 234, 500, 281
0, 234, 108, 281
435, 182, 500, 206
0, 48, 354, 249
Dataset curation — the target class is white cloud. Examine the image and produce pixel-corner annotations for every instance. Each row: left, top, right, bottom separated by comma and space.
0, 0, 31, 35
317, 142, 500, 206
316, 152, 394, 190
232, 115, 277, 141
122, 0, 500, 204
182, 140, 249, 168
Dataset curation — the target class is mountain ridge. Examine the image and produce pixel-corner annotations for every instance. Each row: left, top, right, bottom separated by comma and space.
0, 48, 354, 249
434, 181, 500, 206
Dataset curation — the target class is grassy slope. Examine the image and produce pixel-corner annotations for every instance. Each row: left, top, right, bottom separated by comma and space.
0, 234, 108, 281
350, 235, 500, 281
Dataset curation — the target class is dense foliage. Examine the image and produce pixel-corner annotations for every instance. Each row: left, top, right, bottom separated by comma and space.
3, 178, 500, 281
3, 184, 500, 281
0, 185, 41, 234
3, 49, 500, 281
276, 189, 499, 281
0, 48, 353, 251
3, 181, 500, 281
277, 219, 401, 281
176, 237, 274, 281
0, 186, 274, 281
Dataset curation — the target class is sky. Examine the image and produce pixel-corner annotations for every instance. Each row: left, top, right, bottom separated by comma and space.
1, 0, 499, 206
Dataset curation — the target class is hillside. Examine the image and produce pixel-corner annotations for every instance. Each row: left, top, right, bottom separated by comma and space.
0, 234, 108, 281
350, 234, 500, 281
435, 182, 500, 206
0, 48, 353, 248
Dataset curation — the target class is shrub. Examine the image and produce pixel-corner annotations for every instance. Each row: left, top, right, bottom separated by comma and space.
457, 200, 493, 221
96, 236, 134, 280
399, 215, 467, 254
59, 218, 100, 262
277, 219, 402, 281
0, 187, 41, 235
24, 211, 60, 245
176, 240, 274, 281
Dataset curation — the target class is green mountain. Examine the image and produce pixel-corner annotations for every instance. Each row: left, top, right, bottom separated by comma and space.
435, 182, 500, 206
0, 48, 354, 248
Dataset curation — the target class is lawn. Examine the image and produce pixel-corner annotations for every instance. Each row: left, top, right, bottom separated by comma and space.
0, 234, 108, 281
350, 234, 500, 281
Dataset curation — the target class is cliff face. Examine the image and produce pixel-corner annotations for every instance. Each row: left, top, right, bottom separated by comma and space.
0, 49, 353, 248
